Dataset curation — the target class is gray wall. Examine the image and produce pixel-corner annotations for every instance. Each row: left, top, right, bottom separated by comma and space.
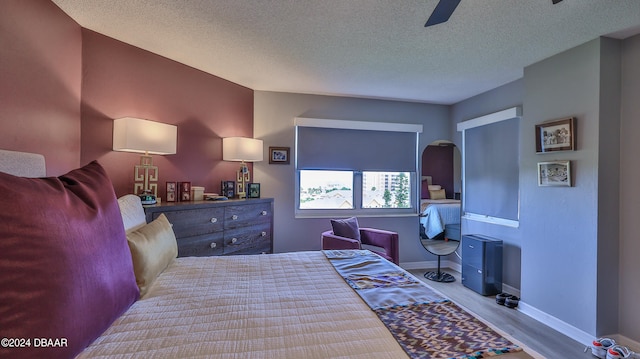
452, 36, 639, 342
253, 91, 450, 263
522, 37, 620, 337
450, 80, 525, 290
619, 34, 640, 343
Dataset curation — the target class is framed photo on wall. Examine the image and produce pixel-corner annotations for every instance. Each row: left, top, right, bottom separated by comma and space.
248, 183, 261, 198
538, 161, 571, 187
269, 147, 290, 164
535, 117, 575, 153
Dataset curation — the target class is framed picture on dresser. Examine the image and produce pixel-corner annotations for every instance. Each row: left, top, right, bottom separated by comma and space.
248, 183, 261, 198
166, 182, 176, 202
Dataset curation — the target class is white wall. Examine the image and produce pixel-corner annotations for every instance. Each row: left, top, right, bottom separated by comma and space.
253, 91, 450, 263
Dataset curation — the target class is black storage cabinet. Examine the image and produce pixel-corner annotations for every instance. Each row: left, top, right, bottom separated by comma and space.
461, 234, 503, 296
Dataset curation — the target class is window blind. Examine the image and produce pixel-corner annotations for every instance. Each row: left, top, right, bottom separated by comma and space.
296, 126, 418, 172
464, 116, 520, 221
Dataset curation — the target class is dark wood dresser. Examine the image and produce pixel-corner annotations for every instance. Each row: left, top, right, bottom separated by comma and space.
143, 198, 273, 257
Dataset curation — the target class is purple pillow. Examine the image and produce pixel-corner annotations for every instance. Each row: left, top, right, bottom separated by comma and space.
0, 161, 139, 359
331, 217, 361, 241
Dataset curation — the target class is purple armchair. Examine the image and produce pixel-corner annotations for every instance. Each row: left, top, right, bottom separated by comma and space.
321, 228, 399, 265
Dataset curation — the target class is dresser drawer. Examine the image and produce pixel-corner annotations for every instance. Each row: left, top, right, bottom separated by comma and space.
144, 199, 274, 257
177, 232, 224, 257
154, 207, 224, 238
224, 203, 272, 229
223, 222, 272, 255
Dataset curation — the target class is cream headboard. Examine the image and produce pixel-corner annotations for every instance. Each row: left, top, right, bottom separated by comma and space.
0, 149, 46, 177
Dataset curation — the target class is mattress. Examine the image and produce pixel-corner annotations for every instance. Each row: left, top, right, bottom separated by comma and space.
78, 251, 535, 359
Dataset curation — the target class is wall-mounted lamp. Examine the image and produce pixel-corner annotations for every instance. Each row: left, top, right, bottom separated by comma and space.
113, 117, 177, 204
222, 137, 263, 199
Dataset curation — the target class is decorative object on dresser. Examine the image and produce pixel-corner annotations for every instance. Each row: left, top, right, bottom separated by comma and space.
222, 137, 263, 199
178, 181, 191, 201
268, 146, 290, 164
248, 183, 260, 198
112, 117, 178, 204
221, 180, 235, 198
144, 198, 274, 256
165, 182, 176, 202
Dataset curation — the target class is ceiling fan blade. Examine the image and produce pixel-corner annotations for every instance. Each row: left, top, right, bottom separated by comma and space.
552, 0, 564, 3
425, 0, 462, 27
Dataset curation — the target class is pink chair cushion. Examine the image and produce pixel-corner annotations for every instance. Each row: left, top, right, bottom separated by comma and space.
0, 161, 139, 358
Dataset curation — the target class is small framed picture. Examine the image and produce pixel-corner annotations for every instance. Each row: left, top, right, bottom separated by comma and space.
535, 117, 575, 153
221, 180, 235, 198
269, 147, 290, 164
538, 161, 571, 187
166, 182, 176, 202
178, 181, 191, 201
248, 183, 261, 198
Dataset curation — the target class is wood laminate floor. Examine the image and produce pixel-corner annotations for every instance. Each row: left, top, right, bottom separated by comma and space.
408, 268, 594, 359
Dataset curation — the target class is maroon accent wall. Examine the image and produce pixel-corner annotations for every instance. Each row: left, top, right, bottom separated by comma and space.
421, 145, 454, 198
80, 30, 254, 198
0, 0, 81, 176
1, 1, 254, 199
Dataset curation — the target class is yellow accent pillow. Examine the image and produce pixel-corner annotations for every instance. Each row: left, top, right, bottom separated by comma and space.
429, 188, 446, 200
126, 213, 178, 297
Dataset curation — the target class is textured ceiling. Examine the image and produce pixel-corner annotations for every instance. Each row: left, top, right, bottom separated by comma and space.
52, 0, 640, 104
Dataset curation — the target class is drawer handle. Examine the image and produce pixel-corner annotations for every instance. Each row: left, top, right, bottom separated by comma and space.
210, 242, 217, 249
210, 217, 217, 223
232, 215, 238, 220
231, 237, 238, 244
261, 231, 267, 237
261, 210, 267, 216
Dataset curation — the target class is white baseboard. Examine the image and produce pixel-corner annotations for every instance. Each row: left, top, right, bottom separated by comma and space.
517, 301, 594, 346
502, 283, 520, 298
518, 303, 640, 353
401, 260, 459, 272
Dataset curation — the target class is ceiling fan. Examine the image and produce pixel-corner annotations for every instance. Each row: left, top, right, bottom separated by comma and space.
425, 0, 564, 28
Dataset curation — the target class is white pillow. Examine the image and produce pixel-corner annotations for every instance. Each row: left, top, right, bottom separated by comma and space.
118, 194, 147, 233
427, 185, 442, 191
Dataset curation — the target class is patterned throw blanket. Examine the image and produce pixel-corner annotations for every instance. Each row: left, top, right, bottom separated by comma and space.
324, 250, 522, 359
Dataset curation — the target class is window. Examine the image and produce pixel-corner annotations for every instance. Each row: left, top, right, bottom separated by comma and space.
295, 118, 422, 217
362, 171, 411, 209
299, 170, 353, 209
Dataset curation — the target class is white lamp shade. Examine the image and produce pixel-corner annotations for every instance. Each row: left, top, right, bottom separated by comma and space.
113, 117, 177, 155
223, 137, 263, 162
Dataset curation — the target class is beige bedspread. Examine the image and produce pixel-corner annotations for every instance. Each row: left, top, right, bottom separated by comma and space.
78, 251, 407, 358
79, 251, 535, 358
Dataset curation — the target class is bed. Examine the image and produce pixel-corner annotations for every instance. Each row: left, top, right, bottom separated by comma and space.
0, 149, 535, 359
420, 199, 461, 239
